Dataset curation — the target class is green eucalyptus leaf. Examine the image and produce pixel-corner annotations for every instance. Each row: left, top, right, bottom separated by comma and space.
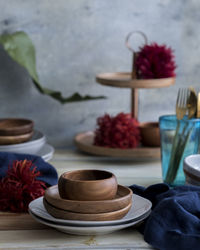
0, 31, 105, 103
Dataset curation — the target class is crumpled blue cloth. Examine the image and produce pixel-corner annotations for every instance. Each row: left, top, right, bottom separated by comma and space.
0, 152, 58, 186
129, 183, 200, 250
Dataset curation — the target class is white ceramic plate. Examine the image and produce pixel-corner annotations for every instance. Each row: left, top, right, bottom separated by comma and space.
0, 130, 46, 154
29, 194, 152, 227
29, 209, 151, 235
38, 144, 54, 162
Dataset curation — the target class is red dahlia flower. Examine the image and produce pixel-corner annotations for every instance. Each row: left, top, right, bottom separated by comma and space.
0, 159, 46, 212
94, 113, 141, 149
135, 43, 176, 79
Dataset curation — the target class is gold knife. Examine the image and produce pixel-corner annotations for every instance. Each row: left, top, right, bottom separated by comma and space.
197, 92, 200, 118
187, 87, 197, 119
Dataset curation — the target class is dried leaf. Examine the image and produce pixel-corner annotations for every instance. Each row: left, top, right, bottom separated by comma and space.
0, 31, 105, 103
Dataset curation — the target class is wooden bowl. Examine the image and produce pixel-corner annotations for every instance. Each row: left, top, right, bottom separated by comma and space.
58, 169, 118, 201
45, 185, 132, 214
139, 122, 160, 147
43, 198, 132, 221
0, 118, 34, 136
0, 131, 33, 145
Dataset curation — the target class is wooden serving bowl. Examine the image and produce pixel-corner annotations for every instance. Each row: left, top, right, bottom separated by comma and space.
0, 118, 34, 136
0, 131, 33, 145
45, 185, 132, 213
43, 198, 132, 221
58, 170, 118, 201
139, 122, 160, 147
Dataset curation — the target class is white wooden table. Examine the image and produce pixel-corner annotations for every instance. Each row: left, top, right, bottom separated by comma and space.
0, 149, 162, 250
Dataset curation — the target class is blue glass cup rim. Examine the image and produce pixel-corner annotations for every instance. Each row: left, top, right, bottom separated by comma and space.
159, 114, 200, 123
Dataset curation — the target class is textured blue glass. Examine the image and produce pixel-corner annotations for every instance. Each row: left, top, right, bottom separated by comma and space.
159, 115, 200, 186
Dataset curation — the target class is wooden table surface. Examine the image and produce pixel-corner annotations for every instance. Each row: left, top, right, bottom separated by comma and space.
0, 149, 162, 250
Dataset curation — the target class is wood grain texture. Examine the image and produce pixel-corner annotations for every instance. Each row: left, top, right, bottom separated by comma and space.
45, 185, 132, 213
0, 118, 34, 136
0, 131, 33, 145
139, 122, 160, 147
58, 169, 117, 201
131, 53, 139, 119
0, 228, 152, 249
43, 198, 132, 221
96, 72, 175, 89
0, 212, 47, 230
75, 131, 160, 159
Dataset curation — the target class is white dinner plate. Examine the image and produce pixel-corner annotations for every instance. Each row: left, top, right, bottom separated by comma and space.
29, 209, 151, 235
0, 130, 46, 154
29, 194, 152, 227
38, 144, 54, 162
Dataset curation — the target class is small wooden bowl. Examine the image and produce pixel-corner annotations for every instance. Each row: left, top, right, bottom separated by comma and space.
58, 170, 118, 201
0, 131, 33, 145
45, 185, 132, 214
0, 118, 34, 136
139, 122, 160, 147
43, 198, 132, 221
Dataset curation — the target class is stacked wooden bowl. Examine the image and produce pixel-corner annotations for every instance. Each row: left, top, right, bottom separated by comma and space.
44, 170, 133, 221
0, 118, 34, 145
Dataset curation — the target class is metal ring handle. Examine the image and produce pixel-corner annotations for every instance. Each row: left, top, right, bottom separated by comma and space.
125, 30, 148, 53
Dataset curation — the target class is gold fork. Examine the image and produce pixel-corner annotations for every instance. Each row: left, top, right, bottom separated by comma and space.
166, 88, 189, 183
176, 88, 189, 120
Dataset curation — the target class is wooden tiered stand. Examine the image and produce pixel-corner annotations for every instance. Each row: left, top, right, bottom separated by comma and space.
75, 33, 175, 159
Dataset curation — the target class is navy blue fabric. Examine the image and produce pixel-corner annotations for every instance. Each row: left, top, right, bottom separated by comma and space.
0, 152, 58, 186
130, 184, 200, 250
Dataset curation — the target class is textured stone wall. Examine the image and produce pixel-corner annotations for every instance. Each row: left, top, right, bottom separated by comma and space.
0, 0, 196, 147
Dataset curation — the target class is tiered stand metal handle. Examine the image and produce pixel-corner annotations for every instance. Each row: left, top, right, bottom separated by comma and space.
125, 31, 147, 119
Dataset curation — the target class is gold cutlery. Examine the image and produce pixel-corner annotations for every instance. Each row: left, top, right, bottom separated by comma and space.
187, 87, 197, 119
197, 92, 200, 118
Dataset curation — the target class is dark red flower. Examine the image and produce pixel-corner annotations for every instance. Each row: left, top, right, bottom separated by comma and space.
0, 160, 46, 213
94, 113, 141, 149
135, 43, 176, 79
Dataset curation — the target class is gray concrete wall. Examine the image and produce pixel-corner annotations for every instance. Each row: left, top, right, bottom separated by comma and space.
0, 0, 197, 147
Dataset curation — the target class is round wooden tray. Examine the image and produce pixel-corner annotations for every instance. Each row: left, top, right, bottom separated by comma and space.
96, 72, 175, 89
75, 131, 160, 159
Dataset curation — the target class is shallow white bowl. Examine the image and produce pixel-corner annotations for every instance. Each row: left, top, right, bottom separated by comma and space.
38, 144, 54, 162
0, 130, 46, 154
183, 154, 200, 185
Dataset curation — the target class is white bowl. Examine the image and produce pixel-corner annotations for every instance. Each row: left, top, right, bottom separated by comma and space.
0, 130, 46, 154
183, 154, 200, 185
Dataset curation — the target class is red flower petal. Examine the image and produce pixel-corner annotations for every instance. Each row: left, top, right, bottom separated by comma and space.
136, 43, 176, 79
0, 159, 46, 213
94, 113, 141, 149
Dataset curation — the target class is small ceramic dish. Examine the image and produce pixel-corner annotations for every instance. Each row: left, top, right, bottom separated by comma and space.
184, 154, 200, 185
58, 169, 118, 201
0, 131, 33, 145
139, 122, 160, 147
43, 198, 132, 221
45, 185, 132, 213
0, 118, 34, 136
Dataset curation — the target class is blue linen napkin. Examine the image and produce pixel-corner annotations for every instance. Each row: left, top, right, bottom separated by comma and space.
130, 183, 200, 250
0, 152, 58, 186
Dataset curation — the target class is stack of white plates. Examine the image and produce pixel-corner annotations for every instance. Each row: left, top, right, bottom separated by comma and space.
0, 130, 54, 162
29, 194, 152, 235
184, 154, 200, 186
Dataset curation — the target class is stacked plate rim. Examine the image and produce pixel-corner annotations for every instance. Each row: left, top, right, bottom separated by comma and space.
29, 193, 152, 235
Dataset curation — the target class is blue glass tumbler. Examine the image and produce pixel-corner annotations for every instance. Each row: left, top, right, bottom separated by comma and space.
159, 115, 200, 186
